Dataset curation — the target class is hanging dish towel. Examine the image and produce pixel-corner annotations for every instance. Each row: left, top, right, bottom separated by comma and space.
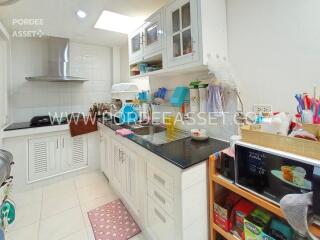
0, 198, 15, 230
207, 84, 224, 115
280, 192, 317, 239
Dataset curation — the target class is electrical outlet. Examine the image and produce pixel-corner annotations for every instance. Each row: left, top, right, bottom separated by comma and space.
253, 104, 272, 114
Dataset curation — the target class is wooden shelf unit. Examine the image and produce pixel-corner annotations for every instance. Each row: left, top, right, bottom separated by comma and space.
213, 223, 239, 240
208, 154, 320, 240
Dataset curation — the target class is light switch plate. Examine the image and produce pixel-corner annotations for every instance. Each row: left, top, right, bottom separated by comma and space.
253, 104, 272, 114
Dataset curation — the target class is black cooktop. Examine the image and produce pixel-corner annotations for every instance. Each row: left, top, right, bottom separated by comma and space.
3, 121, 67, 131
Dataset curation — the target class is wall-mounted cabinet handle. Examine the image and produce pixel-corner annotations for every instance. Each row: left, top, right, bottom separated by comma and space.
154, 208, 166, 223
62, 138, 65, 148
153, 174, 165, 186
154, 191, 166, 205
56, 139, 59, 149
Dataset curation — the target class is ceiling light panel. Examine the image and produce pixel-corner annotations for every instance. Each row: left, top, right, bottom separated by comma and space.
94, 10, 144, 34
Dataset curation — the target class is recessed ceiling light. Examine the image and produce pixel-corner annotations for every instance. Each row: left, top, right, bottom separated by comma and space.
76, 10, 87, 19
94, 10, 144, 34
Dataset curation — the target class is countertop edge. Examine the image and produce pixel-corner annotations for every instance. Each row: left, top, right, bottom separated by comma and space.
98, 122, 228, 169
1, 124, 69, 139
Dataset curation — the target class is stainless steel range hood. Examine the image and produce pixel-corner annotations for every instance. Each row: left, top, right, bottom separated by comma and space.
26, 37, 88, 82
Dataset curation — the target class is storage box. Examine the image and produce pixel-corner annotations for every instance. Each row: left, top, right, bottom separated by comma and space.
231, 199, 256, 238
244, 208, 273, 240
267, 218, 293, 240
241, 124, 320, 160
214, 191, 242, 232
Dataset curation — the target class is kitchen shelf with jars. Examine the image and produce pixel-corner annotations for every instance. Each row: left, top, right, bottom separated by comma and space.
129, 53, 163, 78
128, 0, 228, 79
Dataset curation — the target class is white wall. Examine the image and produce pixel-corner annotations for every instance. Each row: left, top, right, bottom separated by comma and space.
120, 42, 129, 83
112, 46, 121, 84
227, 0, 320, 112
10, 38, 112, 122
0, 21, 10, 129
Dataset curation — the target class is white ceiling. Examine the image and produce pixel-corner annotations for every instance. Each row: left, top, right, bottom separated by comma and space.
0, 0, 168, 46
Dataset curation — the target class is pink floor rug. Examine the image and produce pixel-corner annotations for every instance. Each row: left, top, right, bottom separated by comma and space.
88, 199, 141, 240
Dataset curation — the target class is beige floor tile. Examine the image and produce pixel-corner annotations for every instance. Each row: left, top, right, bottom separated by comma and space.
39, 207, 85, 240
81, 195, 118, 227
60, 229, 88, 240
12, 188, 43, 208
6, 222, 39, 240
129, 233, 146, 240
42, 178, 76, 200
41, 191, 80, 219
86, 226, 95, 240
74, 171, 107, 190
9, 202, 41, 232
77, 182, 115, 205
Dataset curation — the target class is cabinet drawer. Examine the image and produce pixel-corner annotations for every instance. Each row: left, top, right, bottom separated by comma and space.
147, 197, 175, 240
147, 164, 173, 197
148, 182, 174, 217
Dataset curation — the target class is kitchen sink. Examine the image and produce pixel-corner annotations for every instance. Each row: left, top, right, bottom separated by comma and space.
132, 125, 166, 136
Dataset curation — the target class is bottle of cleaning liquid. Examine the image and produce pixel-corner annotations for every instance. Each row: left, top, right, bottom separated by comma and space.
199, 83, 208, 112
189, 81, 201, 113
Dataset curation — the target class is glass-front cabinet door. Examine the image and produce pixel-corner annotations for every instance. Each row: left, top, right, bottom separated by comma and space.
143, 10, 163, 58
128, 27, 143, 63
166, 0, 199, 68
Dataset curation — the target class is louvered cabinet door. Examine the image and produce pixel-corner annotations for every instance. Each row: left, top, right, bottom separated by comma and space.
61, 134, 88, 171
28, 136, 60, 182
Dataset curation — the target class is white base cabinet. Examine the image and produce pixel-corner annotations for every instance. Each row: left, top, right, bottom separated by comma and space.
98, 123, 208, 240
2, 129, 99, 192
99, 127, 140, 218
61, 134, 88, 172
28, 136, 61, 182
28, 134, 88, 182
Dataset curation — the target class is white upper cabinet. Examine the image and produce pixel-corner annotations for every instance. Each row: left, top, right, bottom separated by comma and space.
142, 10, 164, 58
129, 27, 144, 64
165, 0, 200, 68
127, 0, 228, 75
129, 9, 164, 64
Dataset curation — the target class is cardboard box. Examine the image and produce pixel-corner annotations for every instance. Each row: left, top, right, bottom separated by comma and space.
244, 208, 272, 240
214, 191, 241, 232
241, 124, 320, 160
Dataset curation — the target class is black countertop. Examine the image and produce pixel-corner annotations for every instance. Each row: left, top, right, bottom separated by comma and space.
101, 120, 229, 169
4, 119, 229, 169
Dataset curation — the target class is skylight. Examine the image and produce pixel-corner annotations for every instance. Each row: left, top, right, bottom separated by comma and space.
94, 10, 144, 34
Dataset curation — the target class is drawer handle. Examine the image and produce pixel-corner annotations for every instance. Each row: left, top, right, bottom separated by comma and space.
154, 191, 166, 205
153, 174, 165, 186
154, 208, 166, 223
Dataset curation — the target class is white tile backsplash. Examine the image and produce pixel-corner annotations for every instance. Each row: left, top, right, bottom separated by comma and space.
10, 38, 112, 122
